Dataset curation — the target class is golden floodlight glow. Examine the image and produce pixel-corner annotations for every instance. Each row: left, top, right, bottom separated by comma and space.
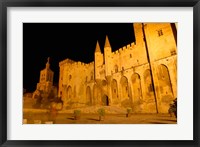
23, 23, 177, 124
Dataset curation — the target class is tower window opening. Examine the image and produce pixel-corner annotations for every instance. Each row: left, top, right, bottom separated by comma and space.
114, 65, 118, 73
157, 30, 163, 37
170, 50, 176, 55
69, 75, 72, 80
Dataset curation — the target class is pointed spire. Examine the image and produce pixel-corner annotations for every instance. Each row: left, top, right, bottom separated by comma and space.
47, 57, 50, 64
104, 35, 111, 48
95, 41, 101, 53
46, 57, 50, 69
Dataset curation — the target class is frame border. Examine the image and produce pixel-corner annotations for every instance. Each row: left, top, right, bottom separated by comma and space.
0, 0, 199, 146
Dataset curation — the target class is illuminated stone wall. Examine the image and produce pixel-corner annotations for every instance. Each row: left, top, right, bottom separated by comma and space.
59, 23, 177, 113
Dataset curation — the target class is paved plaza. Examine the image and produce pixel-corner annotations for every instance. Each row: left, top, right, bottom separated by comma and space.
23, 108, 177, 124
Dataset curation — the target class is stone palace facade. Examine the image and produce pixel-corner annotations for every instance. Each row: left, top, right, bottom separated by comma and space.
58, 23, 177, 113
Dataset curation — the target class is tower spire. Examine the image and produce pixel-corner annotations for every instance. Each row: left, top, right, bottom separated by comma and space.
47, 57, 50, 63
104, 35, 111, 48
95, 41, 101, 53
46, 57, 50, 69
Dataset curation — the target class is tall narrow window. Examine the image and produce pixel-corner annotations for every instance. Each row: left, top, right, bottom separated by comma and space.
69, 75, 72, 80
170, 50, 176, 55
91, 72, 94, 80
157, 30, 163, 37
114, 65, 118, 73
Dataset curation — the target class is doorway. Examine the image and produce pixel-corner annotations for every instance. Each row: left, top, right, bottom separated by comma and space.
102, 95, 109, 106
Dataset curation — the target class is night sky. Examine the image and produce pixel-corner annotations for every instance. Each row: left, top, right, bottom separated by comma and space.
23, 23, 135, 92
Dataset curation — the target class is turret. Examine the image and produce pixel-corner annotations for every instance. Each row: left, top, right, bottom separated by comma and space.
95, 41, 101, 53
104, 36, 112, 76
94, 41, 104, 79
133, 23, 145, 45
46, 57, 50, 69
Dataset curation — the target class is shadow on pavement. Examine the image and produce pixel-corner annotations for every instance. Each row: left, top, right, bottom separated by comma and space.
87, 118, 100, 121
67, 117, 75, 120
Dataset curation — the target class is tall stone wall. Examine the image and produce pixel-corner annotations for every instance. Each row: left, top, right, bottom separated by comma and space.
58, 23, 177, 113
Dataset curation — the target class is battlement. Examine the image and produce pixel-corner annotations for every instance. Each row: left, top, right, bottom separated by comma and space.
88, 61, 94, 66
110, 42, 138, 57
115, 43, 133, 53
131, 42, 135, 47
66, 60, 94, 69
113, 50, 119, 54
72, 61, 85, 66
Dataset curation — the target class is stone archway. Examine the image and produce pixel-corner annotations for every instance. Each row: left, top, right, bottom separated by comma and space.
114, 65, 118, 73
67, 86, 72, 100
131, 73, 142, 101
86, 86, 92, 106
143, 69, 157, 113
144, 70, 154, 98
66, 86, 73, 106
120, 76, 131, 107
102, 95, 109, 106
157, 64, 174, 104
120, 76, 129, 100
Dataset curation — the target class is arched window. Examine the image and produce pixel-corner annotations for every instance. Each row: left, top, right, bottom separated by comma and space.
120, 76, 129, 99
67, 86, 72, 99
91, 72, 94, 80
144, 69, 154, 93
69, 75, 72, 80
157, 29, 163, 36
114, 65, 118, 73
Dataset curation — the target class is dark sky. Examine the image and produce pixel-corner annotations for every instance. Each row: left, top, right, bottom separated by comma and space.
23, 23, 135, 92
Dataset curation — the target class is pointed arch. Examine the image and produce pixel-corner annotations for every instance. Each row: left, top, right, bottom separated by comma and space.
144, 69, 154, 97
101, 79, 108, 95
102, 95, 109, 106
67, 86, 72, 100
157, 64, 174, 102
120, 76, 129, 100
114, 65, 118, 73
91, 71, 94, 80
131, 73, 142, 101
